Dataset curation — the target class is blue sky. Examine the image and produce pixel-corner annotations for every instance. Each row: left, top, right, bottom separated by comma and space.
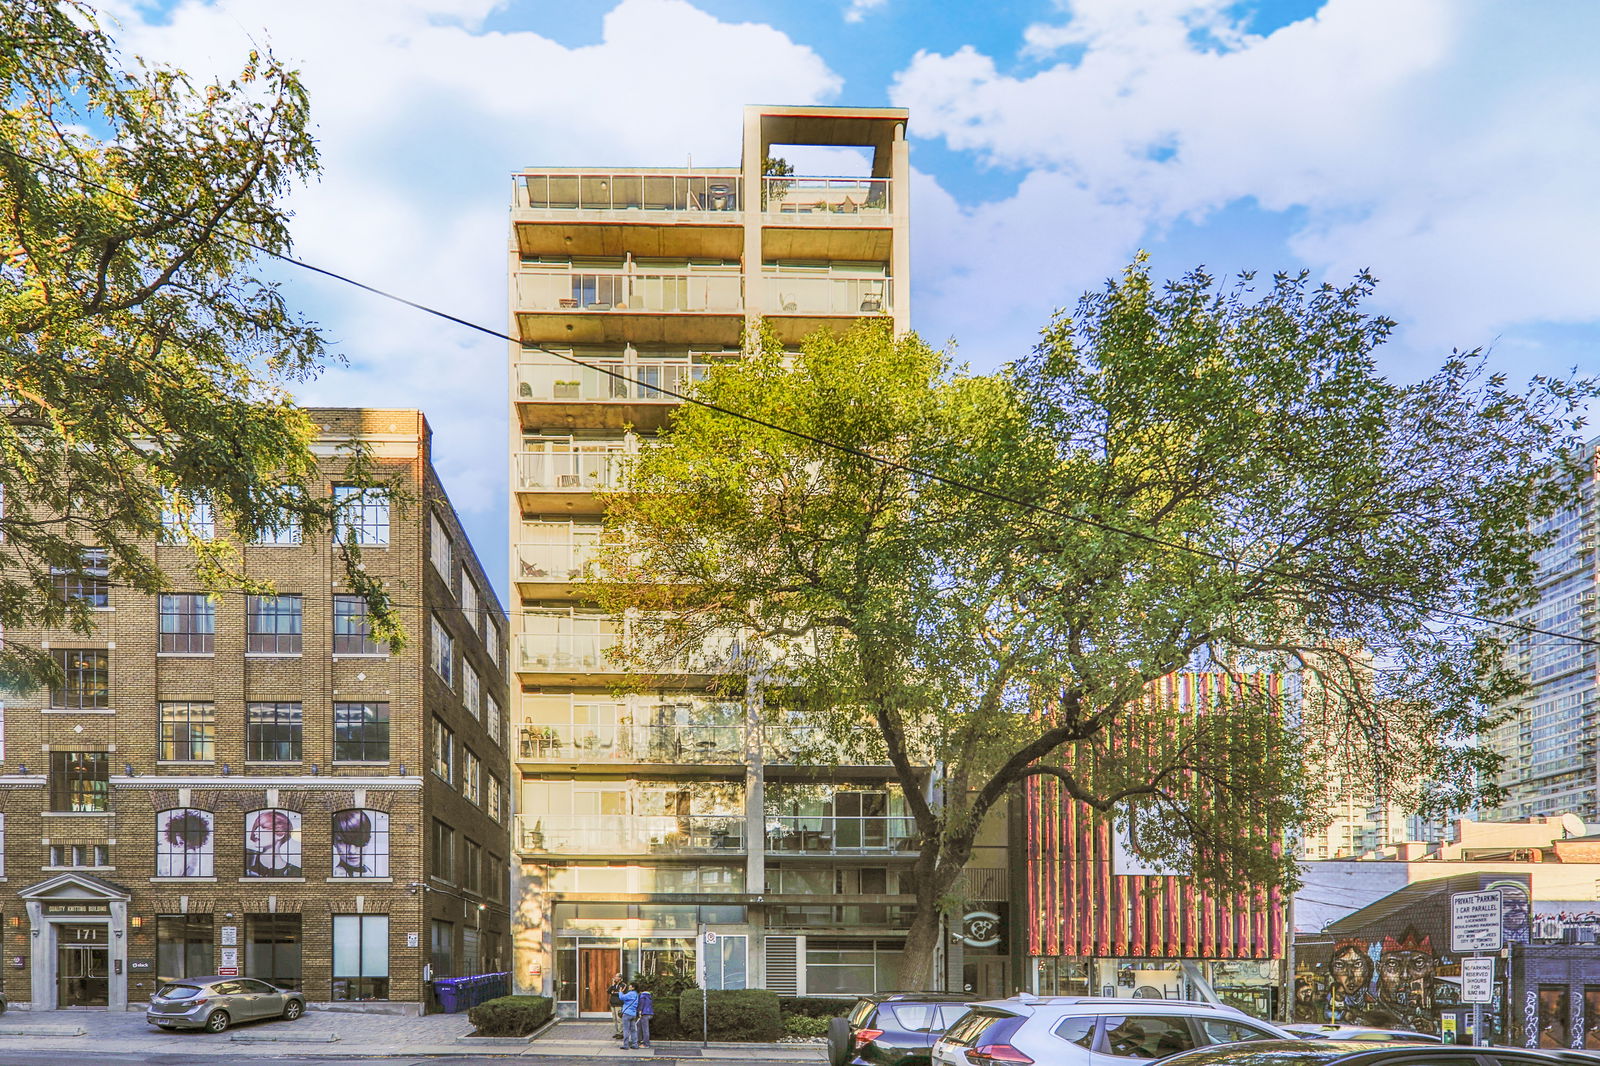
97, 0, 1600, 603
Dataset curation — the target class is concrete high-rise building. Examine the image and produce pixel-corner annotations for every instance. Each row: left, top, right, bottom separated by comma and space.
505, 106, 1015, 1015
0, 410, 509, 1013
1488, 437, 1600, 821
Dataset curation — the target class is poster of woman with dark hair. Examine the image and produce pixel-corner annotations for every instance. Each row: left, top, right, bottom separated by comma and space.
331, 809, 389, 877
244, 809, 302, 877
156, 808, 214, 877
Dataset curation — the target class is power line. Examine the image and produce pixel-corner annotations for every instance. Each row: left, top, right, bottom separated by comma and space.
3, 144, 1596, 652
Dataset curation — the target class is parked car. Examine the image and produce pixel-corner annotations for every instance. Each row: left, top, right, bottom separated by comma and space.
932, 996, 1298, 1066
146, 976, 306, 1033
831, 992, 979, 1066
1152, 1038, 1592, 1066
1284, 1024, 1443, 1043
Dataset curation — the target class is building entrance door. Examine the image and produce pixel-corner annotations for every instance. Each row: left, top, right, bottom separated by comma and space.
579, 947, 620, 1017
57, 924, 110, 1008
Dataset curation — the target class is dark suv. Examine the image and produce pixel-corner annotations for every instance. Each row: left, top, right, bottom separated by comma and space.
830, 992, 977, 1066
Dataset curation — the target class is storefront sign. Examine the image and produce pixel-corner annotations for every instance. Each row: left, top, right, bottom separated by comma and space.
962, 911, 1003, 949
1452, 891, 1504, 952
1461, 956, 1494, 1004
43, 903, 109, 915
128, 959, 154, 974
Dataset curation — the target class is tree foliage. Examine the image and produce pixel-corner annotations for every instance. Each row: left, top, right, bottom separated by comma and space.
597, 263, 1596, 986
0, 0, 402, 687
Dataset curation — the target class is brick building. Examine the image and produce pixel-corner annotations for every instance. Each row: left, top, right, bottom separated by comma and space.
0, 409, 509, 1013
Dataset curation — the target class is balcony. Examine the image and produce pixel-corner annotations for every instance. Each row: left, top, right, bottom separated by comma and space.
518, 723, 745, 766
761, 176, 891, 217
514, 270, 744, 346
514, 622, 744, 683
512, 172, 744, 259
764, 815, 919, 855
517, 813, 747, 856
761, 274, 892, 344
513, 443, 638, 507
514, 356, 715, 433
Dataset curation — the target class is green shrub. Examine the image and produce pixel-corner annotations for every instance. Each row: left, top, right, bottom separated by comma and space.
468, 994, 554, 1037
677, 988, 783, 1042
779, 996, 855, 1019
783, 1013, 831, 1037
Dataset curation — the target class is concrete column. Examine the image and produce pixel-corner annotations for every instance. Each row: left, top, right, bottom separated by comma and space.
890, 122, 912, 334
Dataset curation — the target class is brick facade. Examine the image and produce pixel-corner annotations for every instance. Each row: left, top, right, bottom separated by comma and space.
0, 409, 509, 1013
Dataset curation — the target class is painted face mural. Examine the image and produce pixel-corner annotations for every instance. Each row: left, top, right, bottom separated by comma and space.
1376, 930, 1438, 1011
1330, 944, 1373, 998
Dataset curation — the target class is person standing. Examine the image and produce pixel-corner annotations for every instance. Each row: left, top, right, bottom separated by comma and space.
637, 987, 654, 1048
608, 973, 626, 1038
620, 983, 642, 1049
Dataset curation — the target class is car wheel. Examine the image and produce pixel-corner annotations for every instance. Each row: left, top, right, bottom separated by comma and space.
828, 1017, 852, 1066
204, 1010, 230, 1033
282, 1000, 303, 1020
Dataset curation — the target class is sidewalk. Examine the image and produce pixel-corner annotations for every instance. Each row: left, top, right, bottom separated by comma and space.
0, 1008, 828, 1059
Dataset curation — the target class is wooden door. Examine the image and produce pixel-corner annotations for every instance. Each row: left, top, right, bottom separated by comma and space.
580, 947, 619, 1015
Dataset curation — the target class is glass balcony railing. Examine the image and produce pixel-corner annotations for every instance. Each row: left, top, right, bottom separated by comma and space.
515, 271, 743, 314
513, 447, 633, 493
765, 275, 892, 315
518, 723, 745, 764
764, 815, 919, 854
517, 813, 747, 855
764, 725, 852, 765
767, 903, 915, 929
515, 542, 599, 582
762, 176, 891, 215
515, 626, 744, 675
515, 173, 742, 213
515, 359, 710, 404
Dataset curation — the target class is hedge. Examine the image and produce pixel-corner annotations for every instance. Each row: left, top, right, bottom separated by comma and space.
677, 989, 783, 1042
779, 996, 856, 1019
783, 1013, 832, 1037
468, 995, 554, 1037
632, 971, 694, 1039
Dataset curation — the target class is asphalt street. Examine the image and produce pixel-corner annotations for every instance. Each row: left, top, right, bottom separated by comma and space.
0, 1055, 772, 1066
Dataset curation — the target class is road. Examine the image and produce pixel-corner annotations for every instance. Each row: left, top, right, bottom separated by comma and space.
0, 1054, 798, 1066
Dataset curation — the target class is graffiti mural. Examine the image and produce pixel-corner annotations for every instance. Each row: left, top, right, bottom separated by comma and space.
1294, 927, 1458, 1033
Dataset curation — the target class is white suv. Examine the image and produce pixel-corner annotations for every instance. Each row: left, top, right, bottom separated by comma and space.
932, 996, 1296, 1066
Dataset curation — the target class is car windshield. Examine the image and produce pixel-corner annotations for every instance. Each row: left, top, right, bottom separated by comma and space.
157, 984, 203, 1000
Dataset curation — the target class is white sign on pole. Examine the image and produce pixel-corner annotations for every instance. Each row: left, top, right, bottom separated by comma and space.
1452, 891, 1504, 953
1462, 956, 1495, 1004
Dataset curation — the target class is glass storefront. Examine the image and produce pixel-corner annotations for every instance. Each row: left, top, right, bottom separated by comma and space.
1030, 956, 1281, 1018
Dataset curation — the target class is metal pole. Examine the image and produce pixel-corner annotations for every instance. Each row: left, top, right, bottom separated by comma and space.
700, 922, 709, 1048
1473, 951, 1483, 1046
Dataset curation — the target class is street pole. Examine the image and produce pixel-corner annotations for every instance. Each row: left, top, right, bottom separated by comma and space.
699, 921, 709, 1048
1473, 952, 1483, 1047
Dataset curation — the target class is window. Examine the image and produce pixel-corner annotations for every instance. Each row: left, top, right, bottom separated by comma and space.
1102, 1016, 1196, 1058
244, 809, 303, 878
486, 694, 502, 748
334, 485, 389, 546
432, 819, 456, 881
159, 701, 215, 762
247, 702, 303, 762
334, 702, 390, 763
430, 919, 454, 980
49, 751, 108, 811
463, 839, 482, 894
431, 614, 453, 685
462, 578, 479, 636
158, 594, 215, 654
462, 661, 480, 719
161, 495, 214, 540
332, 809, 390, 877
246, 914, 302, 990
331, 914, 389, 1000
704, 934, 748, 990
156, 915, 214, 983
432, 717, 454, 783
1196, 1019, 1279, 1044
486, 854, 504, 901
51, 549, 110, 607
1053, 1017, 1097, 1048
49, 843, 108, 868
247, 594, 302, 654
156, 808, 214, 876
50, 648, 108, 708
332, 594, 382, 655
430, 513, 453, 580
486, 618, 500, 667
253, 509, 302, 545
487, 775, 503, 824
462, 748, 482, 805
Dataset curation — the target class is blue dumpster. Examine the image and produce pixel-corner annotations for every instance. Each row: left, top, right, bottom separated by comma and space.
467, 975, 485, 1006
435, 978, 462, 1014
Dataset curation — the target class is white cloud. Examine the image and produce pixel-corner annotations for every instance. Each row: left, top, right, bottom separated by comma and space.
92, 0, 844, 590
893, 0, 1600, 364
844, 0, 887, 24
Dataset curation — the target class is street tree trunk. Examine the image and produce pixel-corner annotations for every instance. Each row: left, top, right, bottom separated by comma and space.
896, 834, 973, 990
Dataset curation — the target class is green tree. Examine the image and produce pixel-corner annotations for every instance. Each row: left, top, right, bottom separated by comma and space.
596, 269, 1595, 989
0, 0, 401, 688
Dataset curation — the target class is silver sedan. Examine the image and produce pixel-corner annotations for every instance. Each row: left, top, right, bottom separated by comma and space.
146, 976, 306, 1032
